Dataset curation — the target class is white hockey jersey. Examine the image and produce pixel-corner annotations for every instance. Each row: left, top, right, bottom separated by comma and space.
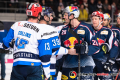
3, 21, 60, 78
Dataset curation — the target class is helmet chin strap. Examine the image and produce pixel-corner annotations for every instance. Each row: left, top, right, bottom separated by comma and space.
44, 16, 50, 24
96, 20, 103, 29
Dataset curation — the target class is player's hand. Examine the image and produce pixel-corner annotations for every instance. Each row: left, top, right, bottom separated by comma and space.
45, 78, 48, 80
68, 48, 78, 55
9, 39, 15, 48
74, 41, 88, 55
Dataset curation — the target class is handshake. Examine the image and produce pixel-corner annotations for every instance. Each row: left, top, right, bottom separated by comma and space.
74, 41, 89, 55
67, 41, 88, 55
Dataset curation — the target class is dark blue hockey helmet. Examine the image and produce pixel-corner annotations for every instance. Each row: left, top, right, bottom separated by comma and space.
41, 6, 55, 18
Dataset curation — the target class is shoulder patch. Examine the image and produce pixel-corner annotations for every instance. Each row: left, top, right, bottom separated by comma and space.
100, 30, 108, 35
61, 30, 67, 35
77, 30, 85, 34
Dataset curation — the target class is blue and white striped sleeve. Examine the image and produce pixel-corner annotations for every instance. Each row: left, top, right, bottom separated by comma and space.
52, 46, 68, 55
38, 39, 52, 78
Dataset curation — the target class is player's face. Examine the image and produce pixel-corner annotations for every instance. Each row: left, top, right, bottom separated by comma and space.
103, 19, 109, 26
92, 16, 101, 28
117, 17, 120, 25
44, 15, 50, 22
63, 13, 69, 23
49, 13, 53, 24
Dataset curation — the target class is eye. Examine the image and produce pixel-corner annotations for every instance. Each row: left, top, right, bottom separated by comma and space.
51, 15, 53, 17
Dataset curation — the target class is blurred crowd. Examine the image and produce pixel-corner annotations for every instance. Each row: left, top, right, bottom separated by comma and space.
0, 0, 120, 22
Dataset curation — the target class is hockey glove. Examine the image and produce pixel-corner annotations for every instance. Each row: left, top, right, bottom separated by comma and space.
9, 39, 15, 48
104, 58, 115, 72
74, 41, 88, 55
101, 43, 109, 54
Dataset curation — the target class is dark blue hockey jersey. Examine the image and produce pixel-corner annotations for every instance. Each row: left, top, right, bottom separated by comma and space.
110, 26, 120, 41
0, 30, 8, 49
88, 26, 119, 60
59, 22, 99, 68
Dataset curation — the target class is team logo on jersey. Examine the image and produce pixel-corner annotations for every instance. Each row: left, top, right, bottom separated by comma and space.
97, 38, 105, 45
61, 30, 67, 35
77, 30, 85, 34
18, 22, 23, 27
63, 37, 82, 48
61, 74, 68, 79
100, 30, 108, 35
69, 71, 77, 79
31, 63, 34, 66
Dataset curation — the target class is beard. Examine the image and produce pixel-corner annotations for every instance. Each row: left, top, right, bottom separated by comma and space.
116, 23, 120, 28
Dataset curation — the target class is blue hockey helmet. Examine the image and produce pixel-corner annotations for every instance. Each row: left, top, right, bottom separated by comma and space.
41, 6, 55, 17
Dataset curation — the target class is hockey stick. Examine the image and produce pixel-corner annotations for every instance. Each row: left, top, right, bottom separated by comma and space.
68, 28, 81, 80
115, 68, 120, 80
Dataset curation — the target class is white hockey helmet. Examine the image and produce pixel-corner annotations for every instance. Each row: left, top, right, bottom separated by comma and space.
103, 13, 111, 20
117, 13, 120, 18
64, 6, 80, 18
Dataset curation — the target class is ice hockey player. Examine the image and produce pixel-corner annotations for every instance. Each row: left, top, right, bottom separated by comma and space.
39, 6, 77, 80
89, 11, 119, 80
2, 3, 60, 80
59, 6, 100, 80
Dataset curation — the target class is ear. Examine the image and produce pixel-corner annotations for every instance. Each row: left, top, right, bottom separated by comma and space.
72, 14, 74, 18
108, 20, 111, 23
100, 18, 103, 22
44, 15, 47, 20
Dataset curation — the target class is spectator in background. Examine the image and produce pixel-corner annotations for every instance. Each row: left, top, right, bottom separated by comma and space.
78, 4, 88, 22
97, 0, 103, 10
83, 0, 89, 13
103, 0, 109, 13
111, 2, 118, 22
88, 0, 97, 14
111, 2, 118, 15
0, 21, 8, 80
104, 5, 112, 16
40, 0, 46, 6
69, 0, 79, 6
56, 6, 63, 22
59, 0, 65, 11
47, 0, 54, 9
88, 0, 97, 21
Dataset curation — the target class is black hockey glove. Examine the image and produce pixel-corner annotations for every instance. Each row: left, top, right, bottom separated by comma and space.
101, 43, 109, 54
9, 39, 15, 48
104, 58, 115, 72
74, 41, 88, 55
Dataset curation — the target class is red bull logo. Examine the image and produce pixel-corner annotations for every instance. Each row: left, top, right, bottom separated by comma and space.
69, 6, 78, 12
97, 38, 105, 45
64, 37, 82, 48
